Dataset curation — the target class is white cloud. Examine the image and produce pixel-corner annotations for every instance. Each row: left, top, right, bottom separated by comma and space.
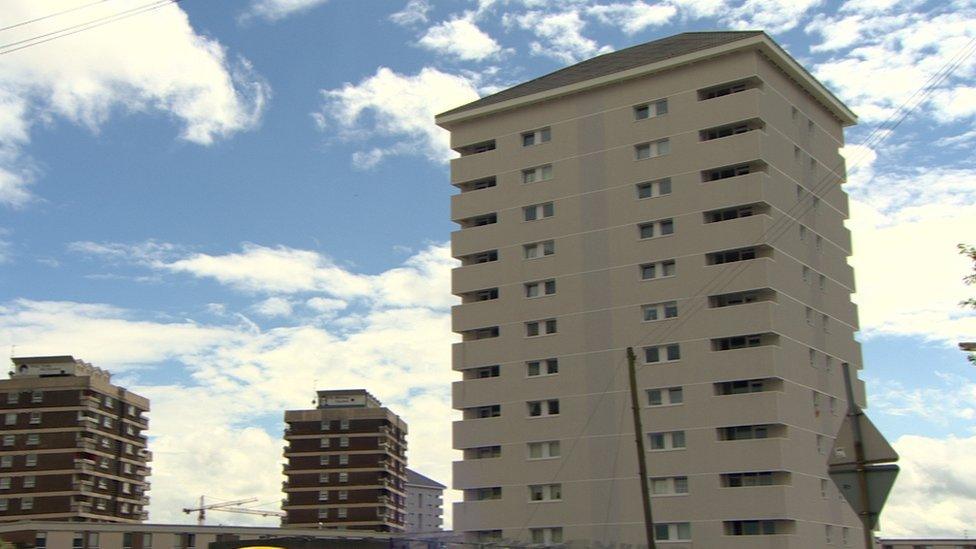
314, 67, 480, 165
252, 297, 294, 318
724, 0, 823, 33
0, 1, 268, 207
389, 0, 432, 27
586, 2, 678, 34
868, 373, 976, 425
419, 15, 506, 61
880, 434, 976, 538
808, 9, 976, 123
305, 297, 347, 314
240, 0, 330, 22
507, 10, 614, 64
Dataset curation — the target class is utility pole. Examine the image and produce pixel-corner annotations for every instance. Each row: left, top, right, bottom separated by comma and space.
626, 347, 656, 549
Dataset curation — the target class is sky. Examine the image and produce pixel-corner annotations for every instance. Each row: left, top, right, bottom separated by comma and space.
0, 0, 973, 539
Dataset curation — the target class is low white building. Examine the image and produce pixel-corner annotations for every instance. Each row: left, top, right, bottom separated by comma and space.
404, 469, 445, 533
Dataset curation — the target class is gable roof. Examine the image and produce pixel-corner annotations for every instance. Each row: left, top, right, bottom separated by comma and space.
435, 31, 856, 127
406, 468, 446, 489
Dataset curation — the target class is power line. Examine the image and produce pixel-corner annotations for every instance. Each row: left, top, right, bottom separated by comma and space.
506, 34, 976, 543
0, 0, 115, 34
0, 0, 181, 57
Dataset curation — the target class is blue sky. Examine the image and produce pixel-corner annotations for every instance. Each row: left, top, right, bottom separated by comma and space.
0, 0, 974, 537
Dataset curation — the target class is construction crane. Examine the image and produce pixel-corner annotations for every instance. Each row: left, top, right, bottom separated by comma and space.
182, 496, 285, 525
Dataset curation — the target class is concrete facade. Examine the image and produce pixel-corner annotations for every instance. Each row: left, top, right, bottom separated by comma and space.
0, 356, 151, 524
404, 469, 445, 533
437, 31, 872, 547
282, 390, 408, 532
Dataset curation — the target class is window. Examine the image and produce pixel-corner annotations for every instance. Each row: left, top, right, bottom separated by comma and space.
712, 334, 771, 351
465, 326, 499, 340
525, 319, 557, 337
528, 484, 561, 502
527, 359, 559, 377
338, 472, 348, 483
647, 387, 683, 406
339, 454, 349, 465
634, 99, 668, 120
719, 424, 772, 441
3, 413, 14, 426
338, 419, 349, 430
816, 234, 824, 252
809, 348, 817, 367
523, 202, 554, 221
0, 499, 6, 511
524, 240, 555, 259
472, 487, 502, 501
638, 218, 674, 239
715, 378, 772, 395
525, 279, 556, 298
651, 476, 689, 496
530, 527, 564, 545
21, 497, 33, 510
522, 164, 553, 184
522, 127, 551, 146
806, 307, 814, 325
644, 344, 680, 363
1, 435, 12, 447
339, 436, 349, 448
339, 490, 348, 500
528, 441, 561, 459
722, 472, 775, 487
654, 523, 691, 541
635, 138, 670, 160
320, 438, 331, 448
99, 457, 109, 469
457, 139, 495, 156
709, 289, 769, 308
23, 475, 35, 488
35, 533, 46, 549
97, 478, 108, 490
640, 259, 676, 280
701, 122, 754, 140
642, 301, 678, 322
817, 434, 826, 455
799, 224, 807, 241
30, 390, 42, 403
5, 392, 15, 404
125, 443, 134, 455
726, 520, 779, 535
842, 527, 850, 545
472, 365, 500, 378
462, 249, 498, 265
475, 405, 501, 418
102, 416, 113, 428
319, 473, 329, 483
104, 395, 114, 408
802, 265, 812, 283
822, 314, 830, 332
528, 399, 560, 417
819, 274, 827, 291
2, 455, 13, 468
0, 478, 9, 490
456, 176, 497, 192
821, 478, 829, 498
707, 247, 757, 265
699, 80, 749, 100
460, 212, 496, 228
319, 455, 330, 466
636, 177, 671, 199
703, 163, 752, 181
705, 204, 756, 223
123, 462, 133, 474
470, 446, 501, 459
321, 420, 331, 431
648, 431, 685, 450
825, 525, 833, 544
317, 508, 329, 519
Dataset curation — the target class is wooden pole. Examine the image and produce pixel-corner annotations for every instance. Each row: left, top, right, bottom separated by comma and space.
627, 347, 656, 549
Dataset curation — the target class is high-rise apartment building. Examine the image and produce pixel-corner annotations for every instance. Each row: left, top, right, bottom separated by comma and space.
437, 31, 878, 546
282, 389, 407, 531
0, 356, 151, 523
404, 468, 445, 533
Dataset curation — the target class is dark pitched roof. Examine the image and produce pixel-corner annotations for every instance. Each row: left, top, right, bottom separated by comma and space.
438, 31, 765, 118
406, 468, 446, 489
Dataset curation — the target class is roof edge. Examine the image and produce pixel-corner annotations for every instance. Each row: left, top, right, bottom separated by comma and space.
436, 33, 856, 128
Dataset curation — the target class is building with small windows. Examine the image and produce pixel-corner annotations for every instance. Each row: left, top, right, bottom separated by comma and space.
403, 469, 444, 533
0, 356, 150, 523
281, 390, 407, 532
437, 30, 887, 546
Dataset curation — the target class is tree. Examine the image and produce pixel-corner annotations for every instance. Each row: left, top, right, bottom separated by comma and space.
960, 243, 976, 364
